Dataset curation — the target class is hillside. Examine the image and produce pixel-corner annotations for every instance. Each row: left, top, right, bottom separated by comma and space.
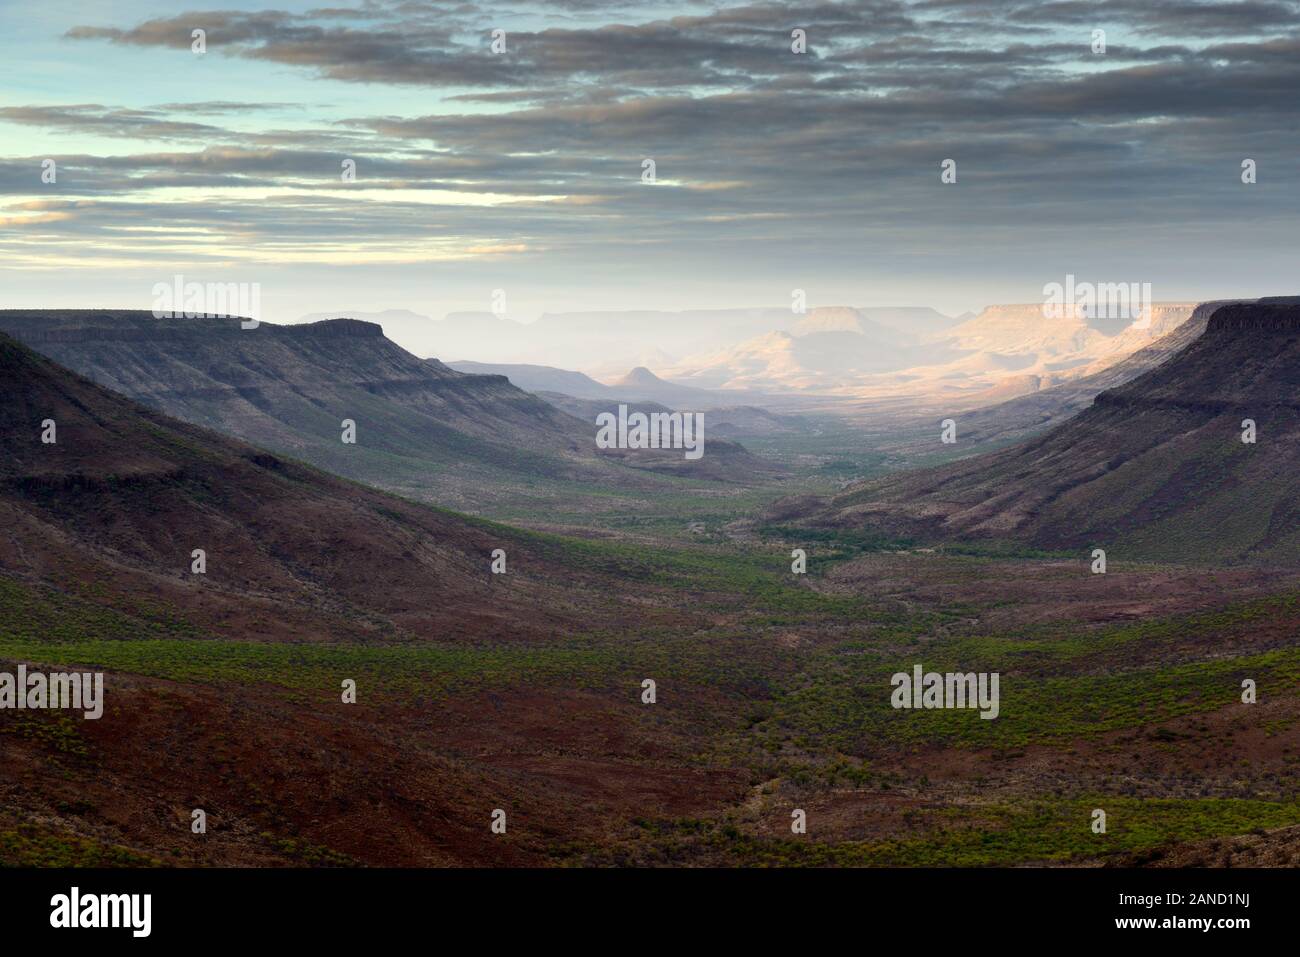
5, 332, 1300, 869
0, 331, 621, 642
0, 331, 757, 866
0, 312, 777, 511
804, 301, 1300, 563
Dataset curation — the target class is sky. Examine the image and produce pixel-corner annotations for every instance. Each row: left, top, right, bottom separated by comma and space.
1, 0, 1298, 323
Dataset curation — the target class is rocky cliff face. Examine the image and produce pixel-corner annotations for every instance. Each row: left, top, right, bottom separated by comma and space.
0, 310, 580, 450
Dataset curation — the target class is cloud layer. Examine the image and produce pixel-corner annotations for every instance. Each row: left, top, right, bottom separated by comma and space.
2, 0, 1297, 314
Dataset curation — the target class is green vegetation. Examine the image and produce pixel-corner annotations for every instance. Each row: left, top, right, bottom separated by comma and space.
0, 822, 156, 867
1, 712, 90, 758
262, 835, 356, 867
747, 590, 1300, 753
617, 798, 1300, 867
3, 514, 1298, 867
0, 576, 205, 644
763, 644, 1300, 752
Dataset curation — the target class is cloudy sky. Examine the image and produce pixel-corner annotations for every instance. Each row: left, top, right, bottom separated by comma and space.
1, 0, 1297, 322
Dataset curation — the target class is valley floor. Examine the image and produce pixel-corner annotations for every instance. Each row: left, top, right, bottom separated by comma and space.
4, 538, 1298, 867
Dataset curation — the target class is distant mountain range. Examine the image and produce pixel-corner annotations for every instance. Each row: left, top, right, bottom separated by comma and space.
447, 360, 810, 439
662, 303, 1199, 401
303, 302, 1201, 412
299, 305, 963, 379
793, 299, 1300, 563
298, 306, 804, 371
446, 360, 803, 414
662, 311, 937, 391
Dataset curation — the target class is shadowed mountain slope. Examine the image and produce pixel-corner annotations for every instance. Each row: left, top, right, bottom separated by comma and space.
0, 333, 771, 865
803, 301, 1300, 563
0, 331, 669, 642
0, 312, 778, 510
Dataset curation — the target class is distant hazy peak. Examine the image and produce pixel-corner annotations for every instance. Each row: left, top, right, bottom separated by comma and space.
617, 366, 667, 385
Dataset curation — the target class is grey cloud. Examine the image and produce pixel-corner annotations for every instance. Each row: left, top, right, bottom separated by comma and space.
1, 0, 1291, 281
0, 105, 227, 140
